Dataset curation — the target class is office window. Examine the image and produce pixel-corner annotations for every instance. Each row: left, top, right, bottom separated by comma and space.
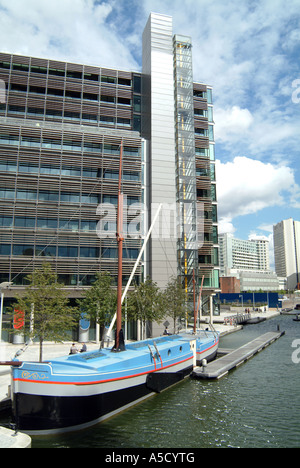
0, 216, 13, 228
21, 136, 40, 147
13, 245, 34, 256
80, 220, 97, 232
102, 247, 117, 259
0, 61, 10, 69
8, 105, 25, 115
66, 70, 82, 79
79, 274, 96, 285
47, 88, 64, 97
82, 113, 97, 122
39, 191, 59, 202
84, 73, 99, 82
0, 245, 11, 255
83, 142, 102, 153
58, 274, 78, 285
63, 140, 82, 152
83, 92, 98, 101
123, 248, 139, 259
28, 107, 45, 117
11, 83, 27, 93
64, 111, 81, 121
35, 245, 56, 257
45, 109, 63, 119
59, 219, 79, 231
100, 116, 115, 125
101, 95, 115, 103
12, 63, 29, 72
82, 168, 98, 178
101, 76, 116, 84
42, 138, 61, 150
31, 65, 47, 74
118, 77, 131, 86
206, 88, 213, 104
117, 118, 131, 127
40, 165, 60, 175
209, 144, 215, 161
133, 75, 141, 93
0, 189, 14, 199
29, 86, 46, 95
14, 217, 35, 228
16, 190, 37, 200
80, 247, 100, 258
81, 193, 99, 204
65, 90, 81, 99
18, 163, 39, 173
37, 218, 58, 229
212, 205, 218, 223
60, 192, 80, 203
133, 95, 141, 112
60, 166, 81, 177
58, 246, 78, 257
0, 161, 17, 172
49, 68, 65, 77
117, 97, 131, 106
0, 134, 19, 145
133, 115, 141, 132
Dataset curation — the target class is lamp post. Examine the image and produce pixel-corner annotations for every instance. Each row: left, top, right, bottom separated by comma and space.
0, 282, 12, 343
239, 294, 243, 312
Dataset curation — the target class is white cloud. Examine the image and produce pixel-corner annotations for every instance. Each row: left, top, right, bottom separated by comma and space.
214, 106, 254, 143
216, 156, 300, 232
0, 0, 139, 70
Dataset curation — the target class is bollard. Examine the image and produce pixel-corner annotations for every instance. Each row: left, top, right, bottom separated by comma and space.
202, 359, 207, 371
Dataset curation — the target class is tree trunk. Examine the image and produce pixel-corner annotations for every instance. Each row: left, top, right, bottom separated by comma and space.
39, 337, 43, 362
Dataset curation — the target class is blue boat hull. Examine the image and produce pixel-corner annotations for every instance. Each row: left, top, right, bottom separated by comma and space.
13, 365, 193, 433
12, 335, 198, 434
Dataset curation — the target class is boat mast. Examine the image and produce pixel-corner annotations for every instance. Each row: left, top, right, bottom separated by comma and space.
115, 140, 124, 351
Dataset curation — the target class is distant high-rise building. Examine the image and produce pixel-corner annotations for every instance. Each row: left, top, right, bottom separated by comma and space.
273, 218, 300, 290
219, 233, 270, 276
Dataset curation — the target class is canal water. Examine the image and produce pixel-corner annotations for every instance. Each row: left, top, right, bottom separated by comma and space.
1, 315, 299, 448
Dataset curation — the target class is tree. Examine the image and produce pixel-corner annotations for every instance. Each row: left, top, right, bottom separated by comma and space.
162, 276, 187, 333
78, 272, 116, 341
127, 277, 165, 339
12, 263, 79, 362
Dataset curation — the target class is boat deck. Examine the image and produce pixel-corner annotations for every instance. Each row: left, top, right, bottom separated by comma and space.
191, 331, 285, 380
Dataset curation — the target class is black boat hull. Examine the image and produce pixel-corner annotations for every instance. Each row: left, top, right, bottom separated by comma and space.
12, 366, 193, 434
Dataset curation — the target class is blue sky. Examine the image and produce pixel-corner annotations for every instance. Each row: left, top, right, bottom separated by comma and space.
0, 0, 300, 264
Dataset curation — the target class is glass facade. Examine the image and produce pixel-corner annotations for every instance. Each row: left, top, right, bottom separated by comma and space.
0, 12, 219, 341
173, 35, 198, 299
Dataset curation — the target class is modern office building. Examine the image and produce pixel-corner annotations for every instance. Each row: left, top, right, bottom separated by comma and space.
218, 233, 279, 292
219, 233, 270, 276
273, 218, 300, 290
0, 13, 219, 341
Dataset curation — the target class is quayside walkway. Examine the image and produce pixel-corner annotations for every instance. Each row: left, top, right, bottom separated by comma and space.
191, 331, 285, 380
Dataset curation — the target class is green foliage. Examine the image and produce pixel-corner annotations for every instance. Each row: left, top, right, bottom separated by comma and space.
78, 272, 116, 340
127, 277, 165, 338
162, 276, 187, 333
12, 263, 79, 361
